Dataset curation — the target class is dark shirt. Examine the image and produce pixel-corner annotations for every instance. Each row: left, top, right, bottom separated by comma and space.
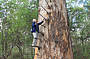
31, 21, 43, 33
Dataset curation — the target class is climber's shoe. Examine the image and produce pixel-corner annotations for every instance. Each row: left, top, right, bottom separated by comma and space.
31, 46, 41, 50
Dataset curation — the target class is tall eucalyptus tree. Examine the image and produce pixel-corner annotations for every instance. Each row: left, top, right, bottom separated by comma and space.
36, 0, 73, 59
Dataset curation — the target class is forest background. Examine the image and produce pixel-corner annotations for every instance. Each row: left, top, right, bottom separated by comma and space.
0, 0, 90, 59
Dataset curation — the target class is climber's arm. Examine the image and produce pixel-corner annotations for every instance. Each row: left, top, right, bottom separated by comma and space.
38, 21, 44, 25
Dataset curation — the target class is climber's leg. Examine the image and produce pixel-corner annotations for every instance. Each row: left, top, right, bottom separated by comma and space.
32, 32, 38, 46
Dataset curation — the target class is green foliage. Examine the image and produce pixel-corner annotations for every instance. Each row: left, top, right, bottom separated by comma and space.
0, 0, 38, 59
67, 0, 90, 59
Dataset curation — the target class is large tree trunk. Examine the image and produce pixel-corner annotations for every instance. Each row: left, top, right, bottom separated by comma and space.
37, 0, 73, 59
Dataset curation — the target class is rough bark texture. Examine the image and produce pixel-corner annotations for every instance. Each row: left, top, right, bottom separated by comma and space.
37, 0, 73, 59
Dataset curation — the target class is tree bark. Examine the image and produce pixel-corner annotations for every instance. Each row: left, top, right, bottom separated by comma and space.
37, 0, 73, 59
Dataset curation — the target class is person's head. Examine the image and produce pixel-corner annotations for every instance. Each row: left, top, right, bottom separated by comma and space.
33, 19, 36, 22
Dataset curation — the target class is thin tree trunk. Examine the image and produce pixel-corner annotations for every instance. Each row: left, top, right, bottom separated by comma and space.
37, 0, 73, 59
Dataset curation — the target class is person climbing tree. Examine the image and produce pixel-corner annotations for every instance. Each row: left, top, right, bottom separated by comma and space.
31, 19, 44, 47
